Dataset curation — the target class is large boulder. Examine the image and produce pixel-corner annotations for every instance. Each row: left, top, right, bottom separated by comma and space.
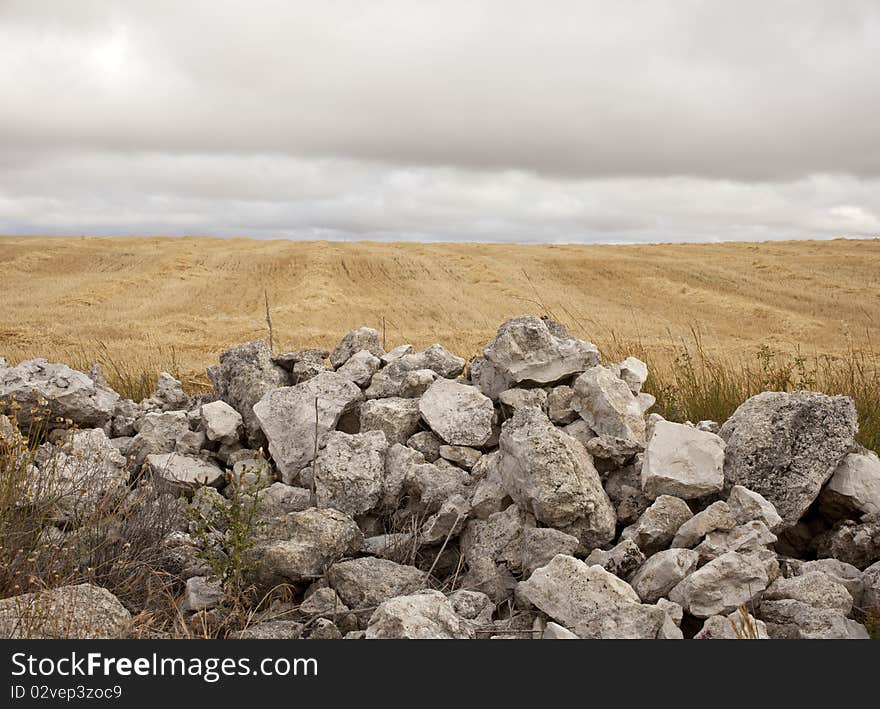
212, 340, 288, 446
481, 316, 600, 385
726, 485, 784, 533
517, 555, 668, 639
669, 550, 776, 618
249, 508, 363, 585
199, 400, 243, 445
365, 591, 475, 639
571, 366, 646, 443
818, 450, 880, 520
641, 420, 725, 500
418, 378, 494, 447
762, 571, 853, 614
0, 584, 130, 639
253, 372, 363, 481
816, 513, 880, 570
498, 408, 615, 548
314, 431, 388, 516
327, 558, 426, 612
758, 599, 870, 639
0, 359, 119, 430
718, 391, 858, 528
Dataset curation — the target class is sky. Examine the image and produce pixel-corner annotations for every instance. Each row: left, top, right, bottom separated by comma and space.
1, 1, 879, 244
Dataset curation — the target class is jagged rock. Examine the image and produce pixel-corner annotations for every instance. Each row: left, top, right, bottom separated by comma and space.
819, 450, 880, 520
111, 398, 141, 437
314, 431, 388, 516
498, 387, 548, 413
585, 435, 643, 471
671, 501, 738, 548
146, 452, 225, 494
142, 372, 190, 412
299, 588, 357, 633
330, 327, 384, 368
250, 508, 363, 585
584, 539, 646, 581
862, 560, 880, 609
517, 555, 668, 639
0, 359, 119, 430
359, 398, 422, 445
669, 550, 776, 618
726, 485, 785, 533
327, 558, 426, 612
303, 618, 343, 639
620, 495, 693, 556
406, 430, 442, 461
641, 420, 725, 500
365, 368, 438, 399
482, 316, 600, 385
448, 590, 494, 624
381, 344, 414, 365
199, 400, 243, 445
237, 621, 304, 639
816, 513, 880, 570
657, 598, 684, 627
213, 340, 288, 445
547, 385, 577, 425
336, 350, 382, 387
402, 460, 470, 516
758, 599, 869, 639
762, 571, 853, 613
694, 611, 769, 639
461, 504, 535, 572
617, 356, 648, 395
498, 408, 616, 547
694, 521, 777, 564
272, 349, 330, 384
521, 527, 581, 577
419, 378, 494, 447
363, 533, 414, 562
630, 549, 700, 604
0, 584, 130, 639
460, 556, 518, 604
637, 393, 657, 415
380, 443, 425, 512
792, 559, 865, 605
127, 411, 191, 470
439, 445, 482, 470
181, 577, 225, 612
604, 460, 653, 526
256, 482, 312, 518
571, 366, 646, 443
174, 429, 207, 456
366, 590, 475, 639
26, 428, 128, 522
420, 494, 470, 545
469, 454, 512, 520
719, 391, 858, 528
253, 372, 363, 480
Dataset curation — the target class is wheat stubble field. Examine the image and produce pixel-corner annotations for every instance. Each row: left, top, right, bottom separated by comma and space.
2, 236, 879, 379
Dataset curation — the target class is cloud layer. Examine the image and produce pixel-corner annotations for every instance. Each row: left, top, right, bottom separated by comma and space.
2, 1, 879, 242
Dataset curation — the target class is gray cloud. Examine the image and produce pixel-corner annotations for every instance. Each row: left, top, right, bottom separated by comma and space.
1, 1, 879, 241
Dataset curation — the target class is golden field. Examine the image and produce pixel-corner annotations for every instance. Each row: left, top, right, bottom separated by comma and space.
1, 235, 879, 384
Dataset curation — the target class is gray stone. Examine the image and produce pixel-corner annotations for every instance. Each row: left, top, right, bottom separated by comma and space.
181, 577, 225, 612
671, 501, 738, 548
381, 344, 415, 365
0, 359, 119, 430
758, 599, 870, 639
862, 560, 880, 609
327, 558, 426, 611
363, 533, 414, 563
237, 621, 304, 639
253, 372, 363, 480
146, 452, 225, 493
0, 584, 130, 639
547, 385, 577, 425
314, 431, 388, 516
420, 494, 470, 545
542, 622, 579, 639
460, 504, 535, 572
213, 340, 288, 445
694, 611, 769, 639
498, 387, 548, 413
521, 527, 581, 577
669, 550, 776, 618
585, 435, 643, 471
763, 571, 853, 613
482, 316, 600, 385
418, 378, 494, 447
330, 327, 384, 368
200, 400, 243, 445
256, 482, 313, 518
498, 408, 616, 547
141, 372, 190, 413
816, 514, 880, 570
336, 350, 382, 387
629, 549, 700, 604
641, 420, 725, 500
617, 356, 648, 395
365, 368, 439, 400
819, 450, 880, 520
438, 445, 482, 470
796, 559, 864, 605
719, 391, 858, 528
359, 397, 422, 445
365, 590, 475, 639
693, 521, 777, 564
517, 555, 668, 639
303, 618, 343, 639
604, 460, 653, 526
584, 539, 646, 581
127, 410, 190, 468
448, 589, 494, 623
726, 485, 785, 533
620, 495, 693, 556
572, 366, 646, 443
406, 430, 442, 461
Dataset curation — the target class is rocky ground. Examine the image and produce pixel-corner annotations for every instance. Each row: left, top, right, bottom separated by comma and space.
1, 316, 878, 639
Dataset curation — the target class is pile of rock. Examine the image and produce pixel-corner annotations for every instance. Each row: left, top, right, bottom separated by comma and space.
2, 316, 878, 639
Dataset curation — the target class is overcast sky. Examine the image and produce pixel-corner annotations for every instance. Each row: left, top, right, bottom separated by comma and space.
1, 1, 879, 243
